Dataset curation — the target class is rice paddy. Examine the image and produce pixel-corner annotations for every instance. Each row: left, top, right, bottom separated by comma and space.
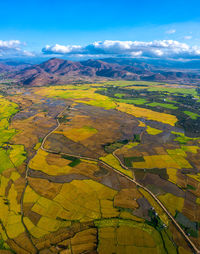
146, 126, 163, 135
0, 80, 199, 253
116, 103, 177, 126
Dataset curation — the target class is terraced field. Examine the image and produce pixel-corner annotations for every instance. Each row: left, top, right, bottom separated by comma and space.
0, 81, 200, 253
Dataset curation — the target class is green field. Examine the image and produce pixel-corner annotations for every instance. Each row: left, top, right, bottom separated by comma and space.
147, 102, 178, 109
184, 111, 200, 120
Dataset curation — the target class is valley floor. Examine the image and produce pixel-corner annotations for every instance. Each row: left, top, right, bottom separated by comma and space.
0, 80, 200, 253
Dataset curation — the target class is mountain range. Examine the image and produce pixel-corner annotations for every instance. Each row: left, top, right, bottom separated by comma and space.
1, 58, 200, 86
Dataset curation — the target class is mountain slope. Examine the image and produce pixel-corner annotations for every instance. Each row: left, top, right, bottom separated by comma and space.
8, 57, 200, 86
0, 61, 31, 74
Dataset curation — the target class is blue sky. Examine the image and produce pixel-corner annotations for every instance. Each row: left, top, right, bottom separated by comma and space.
1, 0, 200, 59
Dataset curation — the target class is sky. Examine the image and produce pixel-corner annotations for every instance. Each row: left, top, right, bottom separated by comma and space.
1, 0, 200, 60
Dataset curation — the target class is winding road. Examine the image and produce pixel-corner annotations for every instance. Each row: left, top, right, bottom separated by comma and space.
25, 104, 200, 254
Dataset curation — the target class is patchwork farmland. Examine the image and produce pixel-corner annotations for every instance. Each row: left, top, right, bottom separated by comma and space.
0, 80, 200, 253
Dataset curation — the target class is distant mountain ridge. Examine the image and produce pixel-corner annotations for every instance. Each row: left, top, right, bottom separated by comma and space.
5, 57, 200, 86
0, 61, 31, 74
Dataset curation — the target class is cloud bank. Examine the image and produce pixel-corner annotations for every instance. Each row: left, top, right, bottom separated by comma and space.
42, 40, 200, 60
0, 40, 34, 57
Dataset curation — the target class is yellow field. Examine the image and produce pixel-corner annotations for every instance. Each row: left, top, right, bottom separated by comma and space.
34, 142, 41, 150
181, 145, 200, 154
133, 153, 191, 169
23, 179, 123, 238
100, 154, 133, 178
138, 121, 146, 127
146, 126, 163, 135
117, 103, 177, 126
56, 125, 97, 142
133, 155, 180, 169
29, 149, 73, 175
123, 142, 139, 149
196, 198, 200, 205
29, 148, 101, 178
23, 185, 41, 203
167, 149, 186, 156
0, 97, 18, 145
167, 168, 178, 184
158, 193, 184, 216
34, 86, 116, 109
96, 219, 170, 254
9, 144, 26, 167
186, 173, 200, 182
170, 155, 192, 168
0, 172, 25, 240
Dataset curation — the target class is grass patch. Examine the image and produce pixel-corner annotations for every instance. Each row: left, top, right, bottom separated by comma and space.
147, 86, 197, 96
165, 98, 178, 104
116, 98, 147, 105
147, 102, 178, 110
171, 131, 199, 144
183, 111, 200, 120
114, 93, 126, 98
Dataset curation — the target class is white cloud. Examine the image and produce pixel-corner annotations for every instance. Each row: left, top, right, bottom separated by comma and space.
42, 39, 200, 60
44, 44, 82, 54
130, 51, 143, 57
184, 36, 192, 40
0, 40, 34, 57
166, 29, 176, 34
22, 50, 35, 57
0, 40, 21, 48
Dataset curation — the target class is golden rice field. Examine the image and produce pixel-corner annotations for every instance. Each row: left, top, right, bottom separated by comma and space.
34, 85, 178, 126
0, 82, 198, 253
132, 154, 191, 169
0, 98, 26, 173
116, 103, 177, 126
23, 179, 120, 238
167, 168, 178, 184
55, 125, 98, 142
0, 97, 18, 145
0, 171, 25, 241
29, 149, 73, 175
29, 149, 101, 176
181, 145, 200, 154
95, 218, 176, 254
146, 126, 163, 135
34, 86, 116, 109
158, 193, 184, 216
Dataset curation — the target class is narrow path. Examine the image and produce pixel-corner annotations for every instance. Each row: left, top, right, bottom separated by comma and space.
27, 105, 200, 254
